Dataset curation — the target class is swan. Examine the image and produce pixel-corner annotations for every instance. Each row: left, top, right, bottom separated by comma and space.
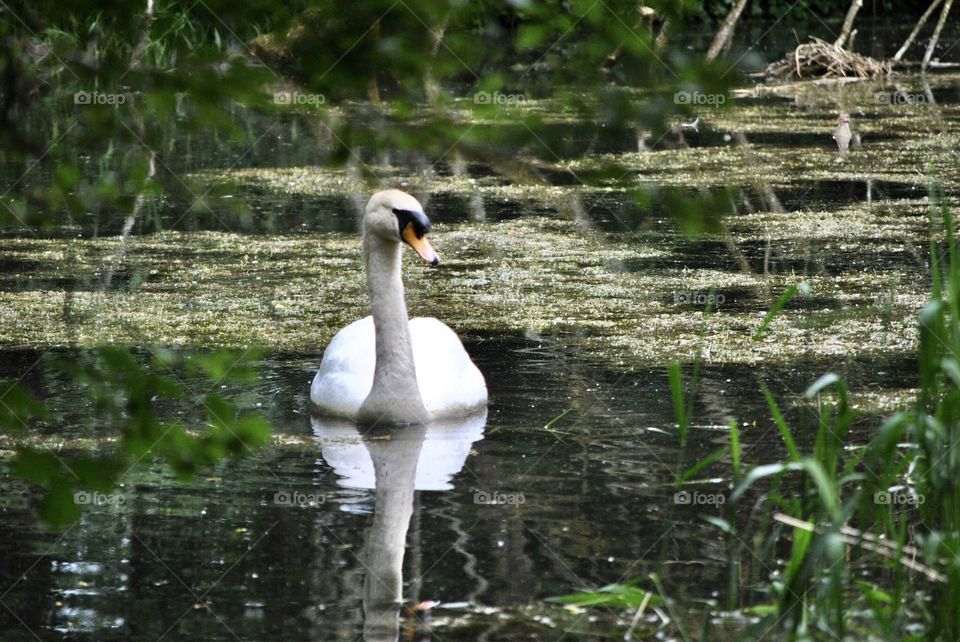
310, 189, 488, 425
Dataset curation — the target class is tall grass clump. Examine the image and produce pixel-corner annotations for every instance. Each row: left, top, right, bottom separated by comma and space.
908, 191, 960, 638
546, 196, 960, 640
729, 193, 960, 640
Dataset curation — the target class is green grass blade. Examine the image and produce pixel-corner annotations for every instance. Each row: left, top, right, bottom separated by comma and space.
754, 283, 800, 340
760, 380, 799, 461
729, 419, 741, 482
678, 445, 728, 484
668, 361, 688, 447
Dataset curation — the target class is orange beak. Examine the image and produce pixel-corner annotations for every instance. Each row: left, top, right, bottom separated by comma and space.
402, 223, 440, 266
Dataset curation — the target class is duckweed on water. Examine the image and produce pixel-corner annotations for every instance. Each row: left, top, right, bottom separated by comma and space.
2, 74, 954, 378
0, 214, 923, 368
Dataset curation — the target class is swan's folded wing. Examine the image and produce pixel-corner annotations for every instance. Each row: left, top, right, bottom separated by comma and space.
410, 317, 488, 418
310, 316, 376, 419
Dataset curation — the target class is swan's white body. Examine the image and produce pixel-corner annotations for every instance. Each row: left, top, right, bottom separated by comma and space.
311, 315, 487, 421
310, 189, 488, 424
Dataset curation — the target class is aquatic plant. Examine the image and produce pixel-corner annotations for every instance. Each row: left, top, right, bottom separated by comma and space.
548, 194, 960, 640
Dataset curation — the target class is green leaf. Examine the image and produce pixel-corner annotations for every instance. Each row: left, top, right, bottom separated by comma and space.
941, 357, 960, 389
546, 582, 661, 608
754, 283, 801, 340
854, 579, 893, 604
919, 300, 946, 405
97, 346, 141, 376
729, 419, 741, 481
0, 382, 47, 430
731, 459, 839, 520
12, 449, 62, 485
517, 24, 550, 49
781, 524, 813, 595
760, 381, 799, 462
731, 462, 796, 504
54, 164, 80, 190
40, 479, 81, 529
192, 350, 261, 384
233, 414, 271, 447
668, 361, 687, 444
678, 445, 728, 484
205, 393, 236, 429
69, 455, 125, 492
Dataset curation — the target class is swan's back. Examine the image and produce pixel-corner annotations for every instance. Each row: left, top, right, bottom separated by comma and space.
409, 317, 487, 418
310, 316, 487, 420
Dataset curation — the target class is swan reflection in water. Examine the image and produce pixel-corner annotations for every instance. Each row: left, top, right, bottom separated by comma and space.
312, 410, 486, 641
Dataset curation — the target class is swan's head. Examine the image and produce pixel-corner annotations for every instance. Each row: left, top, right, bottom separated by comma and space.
364, 189, 440, 266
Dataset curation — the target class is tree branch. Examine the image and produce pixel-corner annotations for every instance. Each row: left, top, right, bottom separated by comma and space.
706, 0, 750, 60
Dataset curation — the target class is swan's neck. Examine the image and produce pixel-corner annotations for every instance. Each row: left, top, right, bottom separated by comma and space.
359, 234, 429, 425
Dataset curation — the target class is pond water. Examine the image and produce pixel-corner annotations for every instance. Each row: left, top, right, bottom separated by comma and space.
0, 341, 914, 641
1, 32, 960, 642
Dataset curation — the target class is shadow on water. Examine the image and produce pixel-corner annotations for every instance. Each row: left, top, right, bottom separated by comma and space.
578, 179, 919, 236
773, 179, 922, 208
621, 236, 929, 277
2, 187, 540, 240
676, 127, 903, 150
729, 130, 901, 148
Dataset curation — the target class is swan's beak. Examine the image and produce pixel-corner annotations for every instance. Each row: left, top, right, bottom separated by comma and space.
402, 223, 441, 266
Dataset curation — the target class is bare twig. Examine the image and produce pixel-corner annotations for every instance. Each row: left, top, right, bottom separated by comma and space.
423, 12, 450, 105
706, 0, 750, 60
834, 0, 863, 48
922, 0, 954, 71
893, 0, 943, 61
624, 590, 653, 641
130, 0, 157, 70
773, 513, 946, 583
604, 5, 661, 69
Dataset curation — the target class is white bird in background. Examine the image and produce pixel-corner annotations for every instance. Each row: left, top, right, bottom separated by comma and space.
834, 113, 853, 155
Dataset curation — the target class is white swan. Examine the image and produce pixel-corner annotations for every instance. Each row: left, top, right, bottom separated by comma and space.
311, 189, 488, 425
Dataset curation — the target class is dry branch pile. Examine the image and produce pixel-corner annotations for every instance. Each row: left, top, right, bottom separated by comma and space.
764, 37, 891, 80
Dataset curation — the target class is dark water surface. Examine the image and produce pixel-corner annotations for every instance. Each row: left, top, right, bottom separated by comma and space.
0, 337, 913, 640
